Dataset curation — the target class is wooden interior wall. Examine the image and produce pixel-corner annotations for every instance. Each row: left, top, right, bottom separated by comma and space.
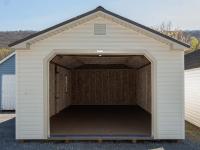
49, 60, 152, 114
49, 63, 71, 117
71, 69, 136, 105
56, 66, 71, 113
136, 65, 151, 113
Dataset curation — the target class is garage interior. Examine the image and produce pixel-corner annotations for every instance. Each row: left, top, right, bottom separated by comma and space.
49, 55, 152, 138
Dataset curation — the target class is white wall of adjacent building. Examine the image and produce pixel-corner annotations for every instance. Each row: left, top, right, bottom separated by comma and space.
185, 68, 200, 128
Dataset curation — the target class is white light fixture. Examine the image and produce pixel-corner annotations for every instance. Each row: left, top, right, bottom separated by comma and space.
98, 54, 102, 57
97, 49, 103, 53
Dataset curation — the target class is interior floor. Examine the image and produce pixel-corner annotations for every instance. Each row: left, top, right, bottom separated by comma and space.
50, 105, 151, 137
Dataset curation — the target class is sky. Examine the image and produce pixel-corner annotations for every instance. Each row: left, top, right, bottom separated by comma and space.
0, 0, 199, 31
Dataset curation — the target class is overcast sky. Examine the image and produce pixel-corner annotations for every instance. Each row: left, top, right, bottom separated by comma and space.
0, 0, 199, 31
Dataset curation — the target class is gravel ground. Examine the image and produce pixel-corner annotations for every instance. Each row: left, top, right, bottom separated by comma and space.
0, 112, 200, 150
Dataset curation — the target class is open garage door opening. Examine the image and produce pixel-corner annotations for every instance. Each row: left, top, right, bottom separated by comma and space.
49, 55, 152, 139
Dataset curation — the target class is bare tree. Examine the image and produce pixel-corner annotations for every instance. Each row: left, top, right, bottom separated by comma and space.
153, 22, 189, 42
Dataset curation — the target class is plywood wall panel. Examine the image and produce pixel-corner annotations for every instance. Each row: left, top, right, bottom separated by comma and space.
136, 65, 151, 113
55, 66, 71, 113
71, 69, 136, 105
49, 64, 71, 117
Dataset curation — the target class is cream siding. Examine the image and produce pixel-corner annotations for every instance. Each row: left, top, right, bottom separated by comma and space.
16, 17, 184, 139
185, 68, 200, 128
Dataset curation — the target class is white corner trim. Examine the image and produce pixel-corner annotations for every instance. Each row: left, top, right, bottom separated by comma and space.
0, 52, 15, 65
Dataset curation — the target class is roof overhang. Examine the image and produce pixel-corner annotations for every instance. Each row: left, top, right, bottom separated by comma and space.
9, 6, 190, 50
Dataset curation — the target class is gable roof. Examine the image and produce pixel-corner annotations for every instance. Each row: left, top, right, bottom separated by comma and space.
9, 6, 190, 48
185, 49, 200, 70
0, 52, 15, 65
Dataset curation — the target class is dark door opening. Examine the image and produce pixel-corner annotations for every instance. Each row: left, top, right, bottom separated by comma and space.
49, 55, 152, 139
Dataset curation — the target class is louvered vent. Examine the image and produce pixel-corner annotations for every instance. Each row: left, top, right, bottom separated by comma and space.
94, 24, 106, 35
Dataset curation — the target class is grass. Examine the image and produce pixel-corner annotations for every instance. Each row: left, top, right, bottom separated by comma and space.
186, 121, 200, 143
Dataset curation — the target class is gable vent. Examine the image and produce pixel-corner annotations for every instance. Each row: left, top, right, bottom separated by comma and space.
94, 24, 106, 35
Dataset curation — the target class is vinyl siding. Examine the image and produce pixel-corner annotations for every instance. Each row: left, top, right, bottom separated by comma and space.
16, 17, 184, 139
0, 54, 16, 110
185, 68, 200, 128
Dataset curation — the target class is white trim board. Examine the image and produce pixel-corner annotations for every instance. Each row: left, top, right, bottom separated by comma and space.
0, 52, 15, 65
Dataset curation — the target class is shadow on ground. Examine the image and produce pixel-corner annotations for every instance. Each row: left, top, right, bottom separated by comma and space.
0, 113, 200, 150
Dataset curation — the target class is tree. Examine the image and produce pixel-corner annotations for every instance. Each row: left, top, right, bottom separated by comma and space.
153, 21, 200, 50
190, 37, 200, 50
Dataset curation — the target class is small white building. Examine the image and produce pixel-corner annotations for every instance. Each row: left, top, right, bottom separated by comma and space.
0, 53, 16, 110
185, 50, 200, 128
9, 6, 189, 140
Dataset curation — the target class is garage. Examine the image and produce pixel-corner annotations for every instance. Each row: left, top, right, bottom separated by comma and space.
49, 55, 152, 139
9, 6, 188, 140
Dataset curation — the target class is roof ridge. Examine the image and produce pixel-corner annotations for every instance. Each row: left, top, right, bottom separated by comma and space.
96, 6, 105, 10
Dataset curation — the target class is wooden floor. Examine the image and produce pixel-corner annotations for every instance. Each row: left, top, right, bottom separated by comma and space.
50, 105, 151, 138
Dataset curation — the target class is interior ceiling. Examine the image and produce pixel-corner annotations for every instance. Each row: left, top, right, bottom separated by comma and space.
51, 55, 151, 69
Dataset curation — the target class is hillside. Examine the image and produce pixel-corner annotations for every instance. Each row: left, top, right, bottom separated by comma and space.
185, 30, 200, 39
0, 31, 36, 48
